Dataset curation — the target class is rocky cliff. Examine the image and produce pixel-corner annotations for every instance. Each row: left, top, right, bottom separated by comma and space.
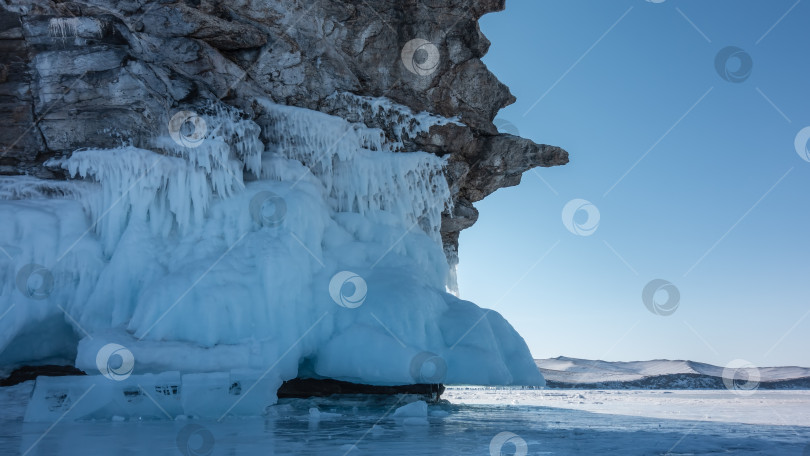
0, 0, 567, 266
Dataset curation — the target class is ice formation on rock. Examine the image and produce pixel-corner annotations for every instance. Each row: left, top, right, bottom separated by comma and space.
1, 98, 543, 420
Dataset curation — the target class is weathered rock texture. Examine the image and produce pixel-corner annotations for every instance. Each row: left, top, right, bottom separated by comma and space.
0, 0, 568, 261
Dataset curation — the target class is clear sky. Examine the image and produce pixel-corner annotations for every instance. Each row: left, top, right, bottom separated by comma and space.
459, 0, 810, 367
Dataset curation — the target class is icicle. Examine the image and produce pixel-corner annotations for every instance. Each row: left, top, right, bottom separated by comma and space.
48, 18, 82, 39
256, 99, 451, 244
47, 17, 103, 43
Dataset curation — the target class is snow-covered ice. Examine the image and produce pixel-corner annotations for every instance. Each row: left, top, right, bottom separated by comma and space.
447, 387, 810, 427
1, 382, 808, 455
537, 357, 810, 385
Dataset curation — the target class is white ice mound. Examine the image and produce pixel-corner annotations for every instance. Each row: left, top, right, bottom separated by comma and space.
1, 98, 543, 418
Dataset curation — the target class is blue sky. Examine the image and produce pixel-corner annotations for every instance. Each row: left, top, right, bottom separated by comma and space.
459, 0, 810, 367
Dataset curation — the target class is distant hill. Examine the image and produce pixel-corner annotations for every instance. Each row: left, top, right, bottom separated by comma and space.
536, 357, 810, 389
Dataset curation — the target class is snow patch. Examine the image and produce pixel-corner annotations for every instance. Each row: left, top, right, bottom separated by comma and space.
324, 92, 464, 151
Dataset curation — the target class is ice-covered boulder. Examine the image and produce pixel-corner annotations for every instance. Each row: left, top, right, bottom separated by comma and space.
0, 0, 561, 420
2, 101, 542, 420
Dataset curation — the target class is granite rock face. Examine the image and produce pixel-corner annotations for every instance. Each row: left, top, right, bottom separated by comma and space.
0, 0, 568, 263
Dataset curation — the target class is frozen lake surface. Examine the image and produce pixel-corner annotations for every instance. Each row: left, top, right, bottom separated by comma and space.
1, 383, 808, 455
